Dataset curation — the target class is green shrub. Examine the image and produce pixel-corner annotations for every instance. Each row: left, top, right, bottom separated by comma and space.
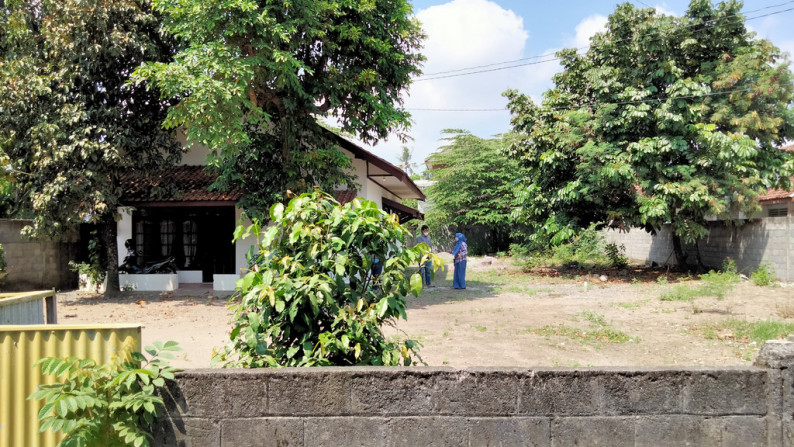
751, 262, 776, 287
0, 242, 6, 272
604, 243, 628, 268
29, 340, 181, 447
69, 230, 106, 289
214, 190, 439, 368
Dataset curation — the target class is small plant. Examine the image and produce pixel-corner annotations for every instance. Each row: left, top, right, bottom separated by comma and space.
604, 243, 628, 269
473, 325, 487, 332
578, 310, 607, 326
29, 340, 181, 447
751, 262, 776, 287
69, 230, 106, 291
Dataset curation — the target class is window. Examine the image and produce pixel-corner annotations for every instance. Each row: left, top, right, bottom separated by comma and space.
160, 219, 175, 256
182, 220, 198, 268
769, 207, 788, 217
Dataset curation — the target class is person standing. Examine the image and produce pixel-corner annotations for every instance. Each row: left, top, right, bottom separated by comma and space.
415, 225, 433, 287
451, 232, 467, 290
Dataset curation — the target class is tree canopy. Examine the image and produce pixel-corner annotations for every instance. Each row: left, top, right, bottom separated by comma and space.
0, 0, 182, 291
505, 0, 794, 266
425, 130, 523, 254
134, 0, 425, 217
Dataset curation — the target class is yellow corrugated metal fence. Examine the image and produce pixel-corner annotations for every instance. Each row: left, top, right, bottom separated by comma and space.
0, 324, 141, 447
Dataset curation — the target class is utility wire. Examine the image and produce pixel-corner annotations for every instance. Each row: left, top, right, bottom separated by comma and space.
415, 1, 794, 81
408, 87, 754, 112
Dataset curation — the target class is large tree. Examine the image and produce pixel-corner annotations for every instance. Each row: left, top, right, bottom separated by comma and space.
505, 0, 794, 266
134, 0, 425, 217
0, 0, 182, 292
425, 130, 523, 254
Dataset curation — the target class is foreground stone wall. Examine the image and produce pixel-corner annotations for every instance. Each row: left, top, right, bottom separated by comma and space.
0, 219, 77, 291
153, 344, 794, 446
603, 216, 794, 282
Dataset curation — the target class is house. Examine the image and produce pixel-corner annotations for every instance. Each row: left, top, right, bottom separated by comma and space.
117, 132, 425, 291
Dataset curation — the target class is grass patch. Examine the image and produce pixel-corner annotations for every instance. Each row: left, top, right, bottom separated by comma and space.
701, 319, 794, 343
617, 301, 645, 309
535, 311, 633, 344
494, 285, 540, 295
535, 324, 630, 343
578, 310, 607, 326
659, 269, 740, 302
473, 325, 487, 333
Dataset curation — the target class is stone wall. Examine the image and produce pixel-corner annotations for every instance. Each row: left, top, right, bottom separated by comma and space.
152, 342, 794, 446
0, 219, 77, 291
603, 216, 794, 282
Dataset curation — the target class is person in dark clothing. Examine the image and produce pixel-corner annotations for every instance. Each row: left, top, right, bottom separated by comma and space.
451, 232, 467, 289
415, 225, 433, 287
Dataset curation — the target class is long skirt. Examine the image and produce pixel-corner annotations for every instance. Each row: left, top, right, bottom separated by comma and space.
453, 260, 466, 289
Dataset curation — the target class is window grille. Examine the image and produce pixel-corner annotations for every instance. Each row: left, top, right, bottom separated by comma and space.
768, 207, 788, 217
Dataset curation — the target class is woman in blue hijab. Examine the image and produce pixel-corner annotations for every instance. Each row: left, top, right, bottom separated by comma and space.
451, 232, 467, 289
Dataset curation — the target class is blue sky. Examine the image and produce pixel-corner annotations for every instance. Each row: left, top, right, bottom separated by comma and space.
363, 0, 794, 170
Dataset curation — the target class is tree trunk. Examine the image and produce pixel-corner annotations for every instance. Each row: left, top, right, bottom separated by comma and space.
671, 233, 689, 271
101, 214, 120, 296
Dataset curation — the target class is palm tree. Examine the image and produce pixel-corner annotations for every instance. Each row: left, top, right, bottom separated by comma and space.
397, 146, 417, 175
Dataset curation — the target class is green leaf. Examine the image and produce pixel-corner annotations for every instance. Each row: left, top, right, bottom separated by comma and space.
409, 273, 422, 298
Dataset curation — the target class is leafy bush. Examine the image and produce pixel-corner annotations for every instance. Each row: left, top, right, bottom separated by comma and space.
604, 243, 628, 269
69, 230, 106, 290
751, 262, 776, 287
0, 242, 6, 272
214, 190, 440, 368
29, 340, 181, 447
521, 224, 612, 269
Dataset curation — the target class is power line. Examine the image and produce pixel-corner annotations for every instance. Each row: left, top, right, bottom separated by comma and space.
407, 87, 754, 112
414, 1, 794, 82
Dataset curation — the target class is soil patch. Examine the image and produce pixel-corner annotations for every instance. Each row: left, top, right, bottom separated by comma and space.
56, 256, 794, 369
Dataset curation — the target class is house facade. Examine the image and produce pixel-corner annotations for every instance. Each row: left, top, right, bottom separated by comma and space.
117, 134, 424, 291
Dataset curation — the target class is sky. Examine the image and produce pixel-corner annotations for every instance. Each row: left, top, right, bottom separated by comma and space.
358, 0, 794, 171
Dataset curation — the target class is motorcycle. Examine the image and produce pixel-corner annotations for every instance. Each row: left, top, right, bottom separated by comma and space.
119, 239, 178, 274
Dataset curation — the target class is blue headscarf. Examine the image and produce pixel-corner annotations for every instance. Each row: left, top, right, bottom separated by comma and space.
452, 232, 467, 256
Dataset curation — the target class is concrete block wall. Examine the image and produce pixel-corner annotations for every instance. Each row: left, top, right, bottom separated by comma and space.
0, 219, 77, 290
153, 345, 794, 447
603, 217, 794, 281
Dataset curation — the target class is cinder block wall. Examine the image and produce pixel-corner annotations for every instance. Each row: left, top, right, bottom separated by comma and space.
0, 219, 77, 290
603, 217, 794, 281
153, 344, 794, 447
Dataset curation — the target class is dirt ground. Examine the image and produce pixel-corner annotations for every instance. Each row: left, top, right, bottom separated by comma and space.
57, 255, 794, 369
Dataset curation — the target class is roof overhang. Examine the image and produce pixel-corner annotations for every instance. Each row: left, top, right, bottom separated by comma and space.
330, 132, 426, 201
382, 197, 424, 223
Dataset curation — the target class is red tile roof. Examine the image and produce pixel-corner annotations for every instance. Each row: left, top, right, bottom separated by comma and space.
121, 165, 242, 203
759, 186, 794, 203
332, 189, 358, 205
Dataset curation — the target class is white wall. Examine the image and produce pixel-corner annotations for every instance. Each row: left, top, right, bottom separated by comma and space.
117, 207, 134, 266
234, 207, 255, 276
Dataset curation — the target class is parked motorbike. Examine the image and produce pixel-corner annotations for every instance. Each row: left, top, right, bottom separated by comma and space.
120, 255, 177, 274
119, 239, 178, 274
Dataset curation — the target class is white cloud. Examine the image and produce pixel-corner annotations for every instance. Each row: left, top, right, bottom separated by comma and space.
568, 15, 608, 49
370, 0, 533, 166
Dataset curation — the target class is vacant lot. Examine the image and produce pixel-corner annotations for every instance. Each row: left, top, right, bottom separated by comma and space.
57, 255, 794, 369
